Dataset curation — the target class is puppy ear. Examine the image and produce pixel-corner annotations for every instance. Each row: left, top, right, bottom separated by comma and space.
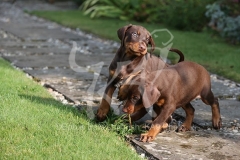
117, 24, 132, 46
148, 36, 155, 54
142, 85, 160, 108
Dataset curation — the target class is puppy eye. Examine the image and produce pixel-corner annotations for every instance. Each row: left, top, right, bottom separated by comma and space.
146, 37, 149, 41
132, 32, 138, 38
132, 96, 139, 100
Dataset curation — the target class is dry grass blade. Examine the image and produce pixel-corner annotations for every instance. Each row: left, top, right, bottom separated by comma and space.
128, 114, 132, 127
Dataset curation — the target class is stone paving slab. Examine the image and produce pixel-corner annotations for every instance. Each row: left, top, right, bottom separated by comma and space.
210, 76, 240, 98
13, 0, 78, 11
0, 30, 17, 41
3, 54, 113, 69
44, 78, 97, 103
129, 130, 240, 160
0, 47, 71, 56
0, 20, 53, 28
25, 69, 111, 104
0, 40, 66, 48
0, 22, 81, 40
24, 65, 109, 77
26, 69, 95, 80
73, 40, 118, 54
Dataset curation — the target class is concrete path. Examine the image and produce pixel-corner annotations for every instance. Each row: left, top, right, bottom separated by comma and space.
1, 1, 240, 159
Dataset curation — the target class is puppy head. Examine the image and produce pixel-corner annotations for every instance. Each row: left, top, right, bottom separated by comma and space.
121, 78, 160, 114
121, 84, 142, 114
117, 69, 142, 101
117, 24, 155, 57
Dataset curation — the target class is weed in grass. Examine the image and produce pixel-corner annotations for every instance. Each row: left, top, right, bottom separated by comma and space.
76, 106, 144, 137
98, 109, 145, 137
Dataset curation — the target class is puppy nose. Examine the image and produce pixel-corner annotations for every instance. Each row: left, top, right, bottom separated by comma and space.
139, 42, 146, 52
122, 107, 128, 113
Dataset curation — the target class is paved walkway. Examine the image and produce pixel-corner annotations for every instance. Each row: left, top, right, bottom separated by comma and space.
1, 1, 240, 159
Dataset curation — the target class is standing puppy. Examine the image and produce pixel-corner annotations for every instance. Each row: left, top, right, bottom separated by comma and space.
119, 61, 222, 142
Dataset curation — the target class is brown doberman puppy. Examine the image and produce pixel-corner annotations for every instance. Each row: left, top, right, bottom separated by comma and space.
118, 61, 222, 142
96, 24, 184, 121
116, 54, 175, 123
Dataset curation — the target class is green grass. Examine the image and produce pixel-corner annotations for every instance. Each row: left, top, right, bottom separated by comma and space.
30, 10, 240, 82
0, 58, 141, 159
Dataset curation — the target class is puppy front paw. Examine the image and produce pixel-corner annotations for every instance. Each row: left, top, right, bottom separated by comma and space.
140, 133, 155, 142
140, 125, 162, 142
212, 117, 222, 130
96, 109, 108, 122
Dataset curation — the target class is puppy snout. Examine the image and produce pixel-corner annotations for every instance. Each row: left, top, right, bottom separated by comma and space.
139, 42, 146, 52
122, 103, 134, 114
122, 107, 128, 113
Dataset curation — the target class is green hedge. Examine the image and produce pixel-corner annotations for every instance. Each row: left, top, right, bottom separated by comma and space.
80, 0, 215, 31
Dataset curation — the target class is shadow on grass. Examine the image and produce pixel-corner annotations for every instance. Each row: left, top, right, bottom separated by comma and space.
18, 94, 92, 121
18, 94, 122, 124
18, 94, 145, 137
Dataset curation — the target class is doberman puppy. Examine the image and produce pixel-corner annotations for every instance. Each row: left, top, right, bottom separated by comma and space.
96, 24, 184, 121
118, 61, 222, 142
117, 50, 180, 123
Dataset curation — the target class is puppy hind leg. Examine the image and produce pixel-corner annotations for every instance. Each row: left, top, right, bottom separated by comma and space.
201, 88, 222, 129
210, 98, 222, 129
177, 103, 195, 132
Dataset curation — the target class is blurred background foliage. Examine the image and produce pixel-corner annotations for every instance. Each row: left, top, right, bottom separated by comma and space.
78, 0, 240, 44
206, 0, 240, 44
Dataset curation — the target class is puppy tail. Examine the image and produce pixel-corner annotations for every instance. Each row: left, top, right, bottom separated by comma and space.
169, 48, 184, 62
